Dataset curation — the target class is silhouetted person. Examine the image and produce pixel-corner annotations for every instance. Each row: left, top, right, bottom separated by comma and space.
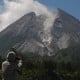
2, 51, 22, 80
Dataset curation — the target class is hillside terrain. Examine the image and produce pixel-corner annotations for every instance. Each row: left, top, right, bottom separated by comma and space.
0, 8, 80, 56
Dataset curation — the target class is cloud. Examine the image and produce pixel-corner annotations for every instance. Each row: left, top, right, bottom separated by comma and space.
0, 0, 57, 32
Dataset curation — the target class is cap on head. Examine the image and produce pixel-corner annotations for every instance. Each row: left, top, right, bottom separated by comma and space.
7, 51, 16, 58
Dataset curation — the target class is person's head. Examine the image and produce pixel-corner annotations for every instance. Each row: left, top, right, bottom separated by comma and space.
7, 51, 16, 62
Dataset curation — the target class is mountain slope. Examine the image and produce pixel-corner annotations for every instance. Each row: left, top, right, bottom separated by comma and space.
54, 45, 80, 63
0, 8, 80, 56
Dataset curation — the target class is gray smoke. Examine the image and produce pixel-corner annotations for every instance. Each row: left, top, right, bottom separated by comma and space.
0, 0, 58, 32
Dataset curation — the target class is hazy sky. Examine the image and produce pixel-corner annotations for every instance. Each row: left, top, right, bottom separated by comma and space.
0, 0, 80, 20
38, 0, 80, 20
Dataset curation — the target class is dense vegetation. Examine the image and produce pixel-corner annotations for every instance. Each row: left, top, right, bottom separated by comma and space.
0, 45, 80, 80
54, 45, 80, 63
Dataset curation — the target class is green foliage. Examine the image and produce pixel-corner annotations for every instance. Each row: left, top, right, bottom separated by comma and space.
0, 70, 2, 79
0, 51, 80, 80
54, 45, 80, 63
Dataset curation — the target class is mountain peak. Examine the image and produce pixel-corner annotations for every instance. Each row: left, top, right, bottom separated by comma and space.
20, 12, 36, 20
55, 8, 80, 22
0, 8, 80, 56
27, 12, 36, 16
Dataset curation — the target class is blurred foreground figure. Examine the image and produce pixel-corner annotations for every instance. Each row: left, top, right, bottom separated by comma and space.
2, 51, 22, 80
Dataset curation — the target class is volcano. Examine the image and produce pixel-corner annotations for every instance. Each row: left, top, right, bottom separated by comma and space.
0, 8, 80, 56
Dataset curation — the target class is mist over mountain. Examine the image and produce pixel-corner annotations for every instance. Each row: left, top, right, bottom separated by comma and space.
0, 8, 80, 56
0, 0, 54, 31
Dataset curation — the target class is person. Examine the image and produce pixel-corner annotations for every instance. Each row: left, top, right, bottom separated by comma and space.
2, 51, 22, 80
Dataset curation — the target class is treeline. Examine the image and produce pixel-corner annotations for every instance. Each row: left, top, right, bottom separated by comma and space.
15, 52, 80, 80
54, 45, 80, 63
0, 51, 80, 80
19, 52, 80, 80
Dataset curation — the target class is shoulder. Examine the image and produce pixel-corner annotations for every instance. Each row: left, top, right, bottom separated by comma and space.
2, 60, 10, 66
2, 61, 10, 72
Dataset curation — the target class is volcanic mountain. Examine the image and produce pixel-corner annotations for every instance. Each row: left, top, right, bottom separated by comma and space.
0, 8, 80, 56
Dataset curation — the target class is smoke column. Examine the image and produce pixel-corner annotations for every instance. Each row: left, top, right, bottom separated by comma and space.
0, 0, 57, 32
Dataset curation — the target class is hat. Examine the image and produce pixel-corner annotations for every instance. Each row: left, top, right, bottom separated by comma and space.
7, 51, 16, 58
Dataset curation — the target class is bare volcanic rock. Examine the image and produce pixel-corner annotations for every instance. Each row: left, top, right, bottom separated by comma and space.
0, 8, 80, 56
